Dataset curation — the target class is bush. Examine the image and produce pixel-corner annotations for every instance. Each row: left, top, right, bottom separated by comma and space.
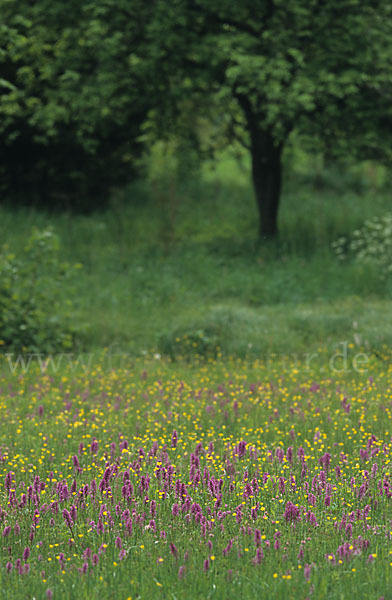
0, 229, 82, 353
158, 305, 271, 360
159, 328, 220, 361
332, 213, 392, 278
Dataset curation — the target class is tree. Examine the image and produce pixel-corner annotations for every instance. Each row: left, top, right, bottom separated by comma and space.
0, 0, 152, 209
146, 0, 392, 237
2, 0, 391, 227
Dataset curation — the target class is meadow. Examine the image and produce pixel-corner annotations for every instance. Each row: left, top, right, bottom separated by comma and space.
0, 150, 391, 359
1, 151, 392, 599
1, 351, 392, 599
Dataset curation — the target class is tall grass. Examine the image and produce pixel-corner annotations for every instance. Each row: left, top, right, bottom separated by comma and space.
0, 149, 390, 356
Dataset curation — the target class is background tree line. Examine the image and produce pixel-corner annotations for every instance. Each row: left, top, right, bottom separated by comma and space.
1, 0, 392, 236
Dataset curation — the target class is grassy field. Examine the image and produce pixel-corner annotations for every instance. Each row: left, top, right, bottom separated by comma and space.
1, 352, 392, 599
1, 152, 392, 598
0, 151, 391, 359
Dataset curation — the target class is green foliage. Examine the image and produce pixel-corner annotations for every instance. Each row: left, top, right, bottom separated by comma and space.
147, 0, 392, 153
159, 327, 220, 360
333, 213, 392, 279
0, 0, 150, 208
0, 229, 82, 353
1, 0, 392, 231
142, 0, 392, 235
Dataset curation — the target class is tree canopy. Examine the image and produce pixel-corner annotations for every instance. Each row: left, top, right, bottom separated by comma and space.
146, 0, 392, 236
0, 0, 151, 209
1, 0, 392, 232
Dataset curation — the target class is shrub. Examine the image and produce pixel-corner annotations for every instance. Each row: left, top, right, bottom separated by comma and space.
158, 328, 220, 361
332, 213, 392, 278
0, 229, 82, 353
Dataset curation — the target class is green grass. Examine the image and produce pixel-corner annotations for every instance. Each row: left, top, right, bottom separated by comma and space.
1, 153, 392, 598
1, 352, 392, 599
0, 151, 391, 358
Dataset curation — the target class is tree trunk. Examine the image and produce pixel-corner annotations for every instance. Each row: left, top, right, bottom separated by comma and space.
236, 94, 284, 238
250, 132, 282, 238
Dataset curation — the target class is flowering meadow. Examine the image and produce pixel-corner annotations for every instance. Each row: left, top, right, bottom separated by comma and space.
0, 351, 392, 599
